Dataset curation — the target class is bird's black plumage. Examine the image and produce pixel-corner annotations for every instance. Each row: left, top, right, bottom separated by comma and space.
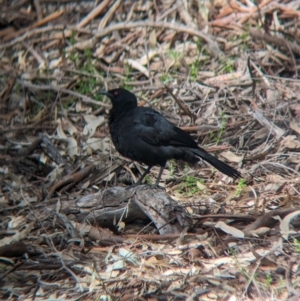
100, 88, 241, 186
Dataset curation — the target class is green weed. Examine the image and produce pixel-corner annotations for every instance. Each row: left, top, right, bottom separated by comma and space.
167, 49, 183, 63
62, 97, 76, 109
69, 48, 101, 97
179, 176, 205, 196
160, 73, 172, 84
210, 112, 228, 144
68, 52, 79, 64
235, 178, 247, 196
190, 62, 198, 81
168, 160, 176, 177
222, 58, 235, 73
228, 246, 238, 256
123, 64, 133, 91
293, 238, 300, 253
69, 30, 77, 45
196, 38, 203, 52
265, 273, 273, 288
143, 175, 153, 185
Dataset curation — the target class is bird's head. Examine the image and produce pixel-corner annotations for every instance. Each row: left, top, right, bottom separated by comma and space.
99, 88, 137, 109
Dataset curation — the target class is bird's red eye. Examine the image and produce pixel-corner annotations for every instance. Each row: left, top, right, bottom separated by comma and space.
114, 91, 119, 96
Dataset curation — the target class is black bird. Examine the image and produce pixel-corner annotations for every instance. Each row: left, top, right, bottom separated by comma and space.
100, 88, 241, 186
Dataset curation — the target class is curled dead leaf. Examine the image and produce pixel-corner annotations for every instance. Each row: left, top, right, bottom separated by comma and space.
215, 221, 245, 238
220, 151, 243, 163
125, 58, 150, 77
280, 210, 300, 240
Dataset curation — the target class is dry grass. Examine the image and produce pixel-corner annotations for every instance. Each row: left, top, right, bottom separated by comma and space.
1, 0, 300, 300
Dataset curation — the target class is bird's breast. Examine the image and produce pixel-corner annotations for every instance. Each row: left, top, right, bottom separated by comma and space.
109, 115, 133, 149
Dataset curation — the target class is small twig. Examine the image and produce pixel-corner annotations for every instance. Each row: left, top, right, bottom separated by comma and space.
3, 9, 65, 42
18, 137, 43, 157
250, 59, 270, 88
40, 135, 71, 172
250, 28, 300, 56
0, 26, 92, 50
242, 260, 263, 299
62, 68, 105, 80
176, 0, 197, 28
70, 21, 222, 58
0, 125, 55, 134
0, 261, 26, 281
286, 260, 300, 298
165, 85, 197, 121
59, 258, 83, 292
45, 165, 93, 200
251, 101, 285, 139
22, 41, 46, 67
95, 21, 217, 47
77, 0, 111, 29
98, 0, 122, 30
3, 21, 221, 57
33, 0, 43, 20
17, 80, 110, 108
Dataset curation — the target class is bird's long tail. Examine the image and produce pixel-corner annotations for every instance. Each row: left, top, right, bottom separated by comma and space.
191, 148, 241, 179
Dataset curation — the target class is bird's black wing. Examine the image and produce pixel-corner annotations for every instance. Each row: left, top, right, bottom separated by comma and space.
133, 108, 198, 148
133, 108, 241, 179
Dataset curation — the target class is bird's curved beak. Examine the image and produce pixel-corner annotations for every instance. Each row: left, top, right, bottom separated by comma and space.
98, 90, 113, 98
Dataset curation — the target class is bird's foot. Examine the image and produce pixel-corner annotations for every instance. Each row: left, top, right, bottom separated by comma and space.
149, 183, 165, 190
136, 183, 165, 190
149, 182, 166, 190
125, 182, 145, 190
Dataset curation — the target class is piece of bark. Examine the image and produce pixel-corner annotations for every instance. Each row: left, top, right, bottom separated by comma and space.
78, 186, 189, 234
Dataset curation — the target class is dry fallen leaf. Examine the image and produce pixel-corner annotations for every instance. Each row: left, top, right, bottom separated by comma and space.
125, 58, 150, 77
220, 150, 243, 163
56, 118, 68, 138
279, 135, 300, 151
144, 256, 169, 268
290, 118, 300, 135
248, 227, 270, 237
65, 137, 79, 157
280, 210, 300, 240
83, 115, 105, 137
215, 221, 245, 238
0, 223, 34, 247
61, 117, 78, 135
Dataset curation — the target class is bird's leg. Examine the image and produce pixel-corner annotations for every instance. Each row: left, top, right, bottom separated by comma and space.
125, 166, 152, 190
135, 165, 152, 185
154, 165, 165, 187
